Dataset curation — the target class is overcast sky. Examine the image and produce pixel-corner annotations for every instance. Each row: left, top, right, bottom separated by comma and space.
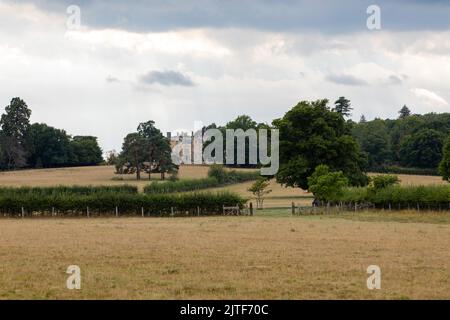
1, 0, 450, 152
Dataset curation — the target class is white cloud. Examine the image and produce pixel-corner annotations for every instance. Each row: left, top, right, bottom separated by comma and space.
411, 88, 449, 108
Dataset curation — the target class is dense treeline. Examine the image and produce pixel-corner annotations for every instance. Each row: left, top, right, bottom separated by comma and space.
0, 98, 103, 170
353, 106, 450, 171
0, 191, 245, 217
144, 165, 260, 194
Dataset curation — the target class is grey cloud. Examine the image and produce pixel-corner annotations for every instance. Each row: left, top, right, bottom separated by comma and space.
106, 76, 119, 83
326, 74, 368, 86
139, 71, 195, 87
10, 0, 450, 33
386, 75, 403, 85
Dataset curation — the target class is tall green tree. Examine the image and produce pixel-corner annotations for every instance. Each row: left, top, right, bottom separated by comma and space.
399, 129, 444, 168
70, 136, 103, 166
333, 96, 353, 117
27, 123, 72, 168
398, 105, 411, 119
137, 120, 177, 180
352, 119, 391, 168
0, 97, 31, 169
274, 99, 368, 190
119, 133, 147, 180
118, 121, 177, 180
203, 115, 269, 168
438, 136, 450, 181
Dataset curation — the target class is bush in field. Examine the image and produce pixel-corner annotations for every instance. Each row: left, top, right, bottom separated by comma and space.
307, 165, 348, 202
0, 191, 246, 216
369, 175, 400, 190
168, 172, 179, 182
207, 164, 227, 183
207, 164, 260, 183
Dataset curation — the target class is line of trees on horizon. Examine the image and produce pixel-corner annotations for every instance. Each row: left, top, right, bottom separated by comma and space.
202, 98, 450, 174
5, 96, 450, 185
0, 97, 103, 170
353, 104, 450, 172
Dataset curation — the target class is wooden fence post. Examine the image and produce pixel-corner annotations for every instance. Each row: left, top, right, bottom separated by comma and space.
87, 207, 90, 218
249, 202, 253, 216
141, 207, 144, 217
171, 207, 174, 216
197, 206, 200, 216
21, 207, 24, 218
223, 205, 225, 215
52, 207, 55, 217
291, 202, 295, 215
115, 206, 119, 217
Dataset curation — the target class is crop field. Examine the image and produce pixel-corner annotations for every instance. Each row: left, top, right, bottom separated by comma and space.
0, 210, 449, 299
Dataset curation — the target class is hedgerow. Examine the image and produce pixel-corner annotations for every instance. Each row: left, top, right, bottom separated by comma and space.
144, 167, 260, 194
144, 178, 220, 194
0, 192, 246, 217
330, 185, 450, 210
370, 165, 439, 176
0, 185, 138, 196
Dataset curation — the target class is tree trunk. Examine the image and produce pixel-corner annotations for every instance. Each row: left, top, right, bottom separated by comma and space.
136, 163, 141, 180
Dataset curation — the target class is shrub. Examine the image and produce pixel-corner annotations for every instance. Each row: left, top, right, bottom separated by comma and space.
248, 178, 272, 209
168, 172, 179, 182
370, 175, 400, 190
307, 165, 348, 202
207, 164, 227, 183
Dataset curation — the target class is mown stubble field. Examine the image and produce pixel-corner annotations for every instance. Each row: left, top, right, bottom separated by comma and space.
1, 211, 449, 299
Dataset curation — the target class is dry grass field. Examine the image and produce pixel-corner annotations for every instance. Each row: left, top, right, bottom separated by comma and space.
0, 211, 449, 300
0, 166, 449, 299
